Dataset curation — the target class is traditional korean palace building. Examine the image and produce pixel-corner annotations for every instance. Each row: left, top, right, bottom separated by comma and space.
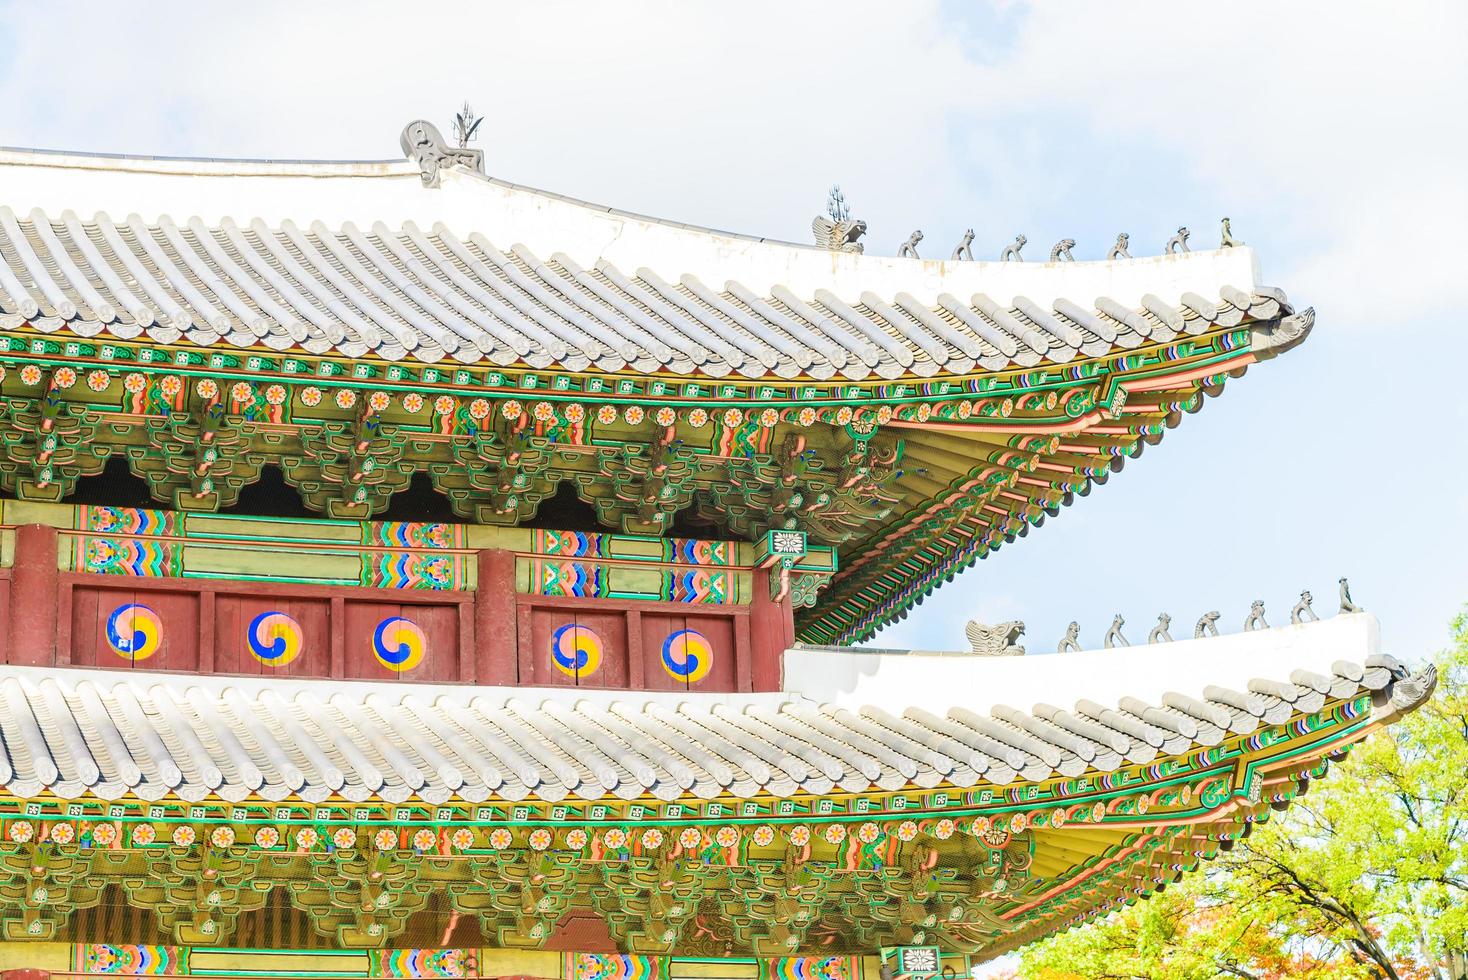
0, 123, 1433, 980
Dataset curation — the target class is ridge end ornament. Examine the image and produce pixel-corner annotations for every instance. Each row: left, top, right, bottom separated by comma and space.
401, 119, 485, 187
1000, 234, 1027, 262
1220, 216, 1244, 247
815, 185, 866, 253
1049, 238, 1076, 262
1148, 613, 1173, 644
1339, 577, 1363, 613
1106, 233, 1131, 260
1165, 226, 1191, 254
898, 230, 924, 259
965, 619, 1026, 656
1056, 621, 1081, 653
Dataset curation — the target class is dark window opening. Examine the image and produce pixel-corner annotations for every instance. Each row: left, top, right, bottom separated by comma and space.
524, 481, 603, 532
224, 465, 312, 519
381, 472, 457, 523
66, 454, 155, 508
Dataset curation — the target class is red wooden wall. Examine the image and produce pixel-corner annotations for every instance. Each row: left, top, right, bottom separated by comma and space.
0, 523, 794, 692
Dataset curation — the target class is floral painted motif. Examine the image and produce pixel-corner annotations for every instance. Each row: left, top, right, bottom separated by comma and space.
6, 820, 33, 843
125, 373, 148, 394
823, 824, 847, 844
565, 828, 589, 849
623, 405, 645, 425
211, 826, 236, 848
1010, 812, 1028, 833
469, 399, 491, 420
596, 404, 618, 424
686, 408, 709, 428
896, 820, 919, 842
334, 388, 358, 409
640, 828, 664, 850
401, 392, 424, 413
86, 370, 111, 391
875, 404, 893, 424
564, 403, 585, 423
834, 406, 854, 425
497, 399, 519, 420
534, 401, 556, 422
265, 384, 288, 405
452, 828, 477, 850
294, 827, 319, 850
433, 395, 455, 415
857, 822, 881, 844
788, 825, 811, 846
722, 408, 744, 427
374, 828, 398, 851
714, 825, 740, 848
527, 828, 551, 851
254, 826, 280, 849
654, 406, 676, 426
196, 378, 219, 400
20, 364, 43, 386
301, 386, 323, 407
798, 406, 818, 427
333, 827, 357, 849
934, 818, 956, 840
602, 828, 628, 850
751, 825, 776, 847
90, 822, 118, 846
487, 828, 513, 851
1050, 807, 1066, 829
369, 390, 391, 412
172, 825, 196, 847
413, 829, 438, 851
131, 823, 156, 846
678, 827, 702, 850
53, 367, 78, 389
231, 381, 254, 403
759, 408, 779, 427
49, 821, 76, 845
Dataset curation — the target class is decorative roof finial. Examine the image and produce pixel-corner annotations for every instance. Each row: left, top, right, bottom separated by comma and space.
1000, 235, 1026, 262
453, 101, 483, 149
1165, 227, 1190, 254
1106, 233, 1131, 260
1243, 600, 1268, 632
965, 619, 1026, 656
1339, 577, 1362, 613
1291, 591, 1319, 624
1194, 611, 1220, 638
950, 229, 975, 261
813, 185, 866, 253
897, 230, 923, 259
1057, 621, 1081, 653
1148, 613, 1173, 644
1103, 614, 1129, 649
400, 119, 485, 188
1220, 216, 1243, 248
1049, 239, 1076, 262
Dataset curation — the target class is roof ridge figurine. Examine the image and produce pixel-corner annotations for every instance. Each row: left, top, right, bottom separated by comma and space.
950, 229, 975, 261
1148, 613, 1173, 644
1165, 226, 1190, 254
1339, 577, 1363, 613
1106, 233, 1131, 260
1056, 621, 1081, 653
1220, 216, 1243, 247
897, 230, 923, 259
1243, 599, 1268, 631
1103, 614, 1129, 648
1049, 238, 1075, 262
1291, 591, 1319, 624
1000, 234, 1026, 261
1195, 610, 1221, 638
813, 185, 866, 253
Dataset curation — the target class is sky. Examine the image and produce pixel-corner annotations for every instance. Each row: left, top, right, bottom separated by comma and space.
0, 0, 1464, 662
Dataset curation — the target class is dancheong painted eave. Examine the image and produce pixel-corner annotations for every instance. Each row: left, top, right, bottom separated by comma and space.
0, 144, 1297, 383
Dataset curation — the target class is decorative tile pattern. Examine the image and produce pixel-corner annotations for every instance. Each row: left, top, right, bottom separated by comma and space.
367, 949, 471, 978
75, 944, 186, 975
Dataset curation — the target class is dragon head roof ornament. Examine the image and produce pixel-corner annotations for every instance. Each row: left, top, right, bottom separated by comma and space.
965, 620, 1026, 657
401, 119, 485, 188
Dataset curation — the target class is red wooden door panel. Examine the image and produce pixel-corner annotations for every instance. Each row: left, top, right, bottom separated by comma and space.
213, 595, 329, 677
73, 587, 198, 672
343, 600, 459, 682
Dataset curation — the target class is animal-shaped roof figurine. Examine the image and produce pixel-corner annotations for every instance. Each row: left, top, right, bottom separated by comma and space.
965, 620, 1026, 656
950, 229, 975, 261
812, 215, 867, 253
897, 230, 923, 259
1049, 239, 1076, 262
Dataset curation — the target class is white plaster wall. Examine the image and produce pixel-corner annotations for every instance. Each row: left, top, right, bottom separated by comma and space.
781, 613, 1381, 713
0, 150, 1263, 308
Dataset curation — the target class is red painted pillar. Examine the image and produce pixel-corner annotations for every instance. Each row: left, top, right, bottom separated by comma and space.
475, 548, 518, 686
10, 523, 58, 666
749, 567, 795, 691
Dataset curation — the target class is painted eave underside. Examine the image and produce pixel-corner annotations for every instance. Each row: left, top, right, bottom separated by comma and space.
0, 146, 1283, 380
0, 615, 1430, 807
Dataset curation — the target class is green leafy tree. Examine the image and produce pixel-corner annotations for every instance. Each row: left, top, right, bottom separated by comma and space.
1013, 611, 1467, 980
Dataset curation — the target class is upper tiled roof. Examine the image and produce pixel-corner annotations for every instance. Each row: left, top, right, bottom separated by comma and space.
0, 614, 1430, 806
0, 146, 1279, 381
